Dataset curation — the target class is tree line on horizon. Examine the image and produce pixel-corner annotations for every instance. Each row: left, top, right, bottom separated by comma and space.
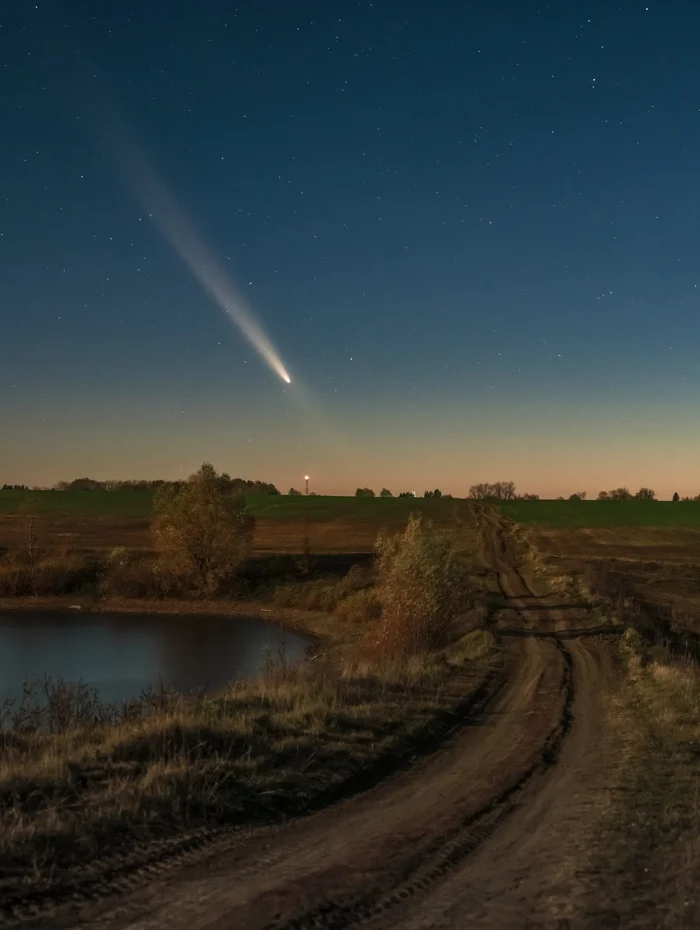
4, 477, 700, 503
48, 476, 281, 495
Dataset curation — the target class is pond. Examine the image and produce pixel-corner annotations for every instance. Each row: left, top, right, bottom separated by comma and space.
0, 610, 311, 705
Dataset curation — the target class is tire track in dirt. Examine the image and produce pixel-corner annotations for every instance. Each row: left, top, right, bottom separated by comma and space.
16, 505, 617, 930
1, 669, 503, 928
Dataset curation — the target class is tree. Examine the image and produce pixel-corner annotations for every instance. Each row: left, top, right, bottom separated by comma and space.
597, 491, 610, 500
673, 492, 680, 502
433, 489, 442, 498
380, 488, 393, 498
608, 487, 634, 501
398, 491, 415, 498
19, 506, 42, 596
491, 481, 516, 500
288, 488, 302, 496
51, 475, 280, 495
424, 490, 434, 498
152, 463, 254, 595
568, 493, 582, 502
468, 481, 516, 500
521, 493, 540, 500
635, 487, 656, 501
355, 487, 376, 498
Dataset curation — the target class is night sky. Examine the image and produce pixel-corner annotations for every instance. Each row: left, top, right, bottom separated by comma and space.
3, 2, 699, 498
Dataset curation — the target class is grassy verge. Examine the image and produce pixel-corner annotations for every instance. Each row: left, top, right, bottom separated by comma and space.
579, 626, 700, 927
0, 630, 500, 902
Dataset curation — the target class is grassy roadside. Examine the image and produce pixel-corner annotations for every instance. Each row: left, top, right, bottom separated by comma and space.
498, 513, 700, 925
0, 631, 500, 903
578, 629, 700, 927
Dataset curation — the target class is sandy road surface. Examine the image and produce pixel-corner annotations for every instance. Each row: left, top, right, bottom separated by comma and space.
19, 507, 618, 930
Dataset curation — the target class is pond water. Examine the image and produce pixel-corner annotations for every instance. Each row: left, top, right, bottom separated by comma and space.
0, 611, 310, 705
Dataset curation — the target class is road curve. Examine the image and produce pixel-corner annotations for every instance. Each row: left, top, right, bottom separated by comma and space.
25, 506, 616, 930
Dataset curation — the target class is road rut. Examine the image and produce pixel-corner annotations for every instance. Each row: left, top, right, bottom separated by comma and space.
24, 507, 618, 930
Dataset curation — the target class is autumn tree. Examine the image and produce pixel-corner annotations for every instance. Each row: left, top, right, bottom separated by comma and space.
152, 463, 254, 595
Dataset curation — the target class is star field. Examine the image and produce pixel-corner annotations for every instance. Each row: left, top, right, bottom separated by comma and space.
2, 2, 699, 496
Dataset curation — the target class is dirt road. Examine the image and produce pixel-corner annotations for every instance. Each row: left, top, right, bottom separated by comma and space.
20, 507, 620, 930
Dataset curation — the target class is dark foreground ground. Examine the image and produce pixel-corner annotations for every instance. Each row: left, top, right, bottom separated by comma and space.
3, 505, 698, 930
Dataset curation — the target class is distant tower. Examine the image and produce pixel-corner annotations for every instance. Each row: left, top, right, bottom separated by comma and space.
305, 475, 310, 496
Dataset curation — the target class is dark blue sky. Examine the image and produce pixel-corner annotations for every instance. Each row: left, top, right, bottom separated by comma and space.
3, 1, 699, 496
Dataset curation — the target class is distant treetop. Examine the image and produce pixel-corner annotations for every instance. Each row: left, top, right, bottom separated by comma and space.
468, 481, 516, 500
53, 475, 280, 495
597, 487, 655, 501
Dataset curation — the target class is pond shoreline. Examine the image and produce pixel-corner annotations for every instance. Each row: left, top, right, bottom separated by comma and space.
0, 595, 344, 651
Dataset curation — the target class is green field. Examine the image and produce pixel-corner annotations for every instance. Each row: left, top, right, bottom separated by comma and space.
495, 499, 700, 528
4, 490, 700, 529
0, 490, 456, 522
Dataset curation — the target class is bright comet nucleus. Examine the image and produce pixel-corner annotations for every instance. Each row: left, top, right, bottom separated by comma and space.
113, 129, 292, 386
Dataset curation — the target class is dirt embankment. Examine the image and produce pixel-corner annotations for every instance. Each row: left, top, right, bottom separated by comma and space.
3, 505, 633, 930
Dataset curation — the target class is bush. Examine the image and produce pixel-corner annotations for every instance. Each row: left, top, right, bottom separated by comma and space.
101, 552, 179, 598
0, 554, 100, 597
272, 579, 342, 611
273, 563, 376, 613
334, 588, 382, 624
374, 513, 474, 655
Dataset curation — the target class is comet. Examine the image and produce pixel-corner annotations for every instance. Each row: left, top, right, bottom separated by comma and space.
113, 132, 292, 386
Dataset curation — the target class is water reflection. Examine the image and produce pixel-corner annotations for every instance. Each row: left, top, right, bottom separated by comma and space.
0, 612, 309, 704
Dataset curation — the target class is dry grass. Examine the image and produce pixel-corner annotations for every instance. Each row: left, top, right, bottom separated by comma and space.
578, 602, 700, 927
270, 564, 376, 613
0, 513, 497, 899
512, 517, 700, 924
0, 632, 499, 899
0, 552, 101, 598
